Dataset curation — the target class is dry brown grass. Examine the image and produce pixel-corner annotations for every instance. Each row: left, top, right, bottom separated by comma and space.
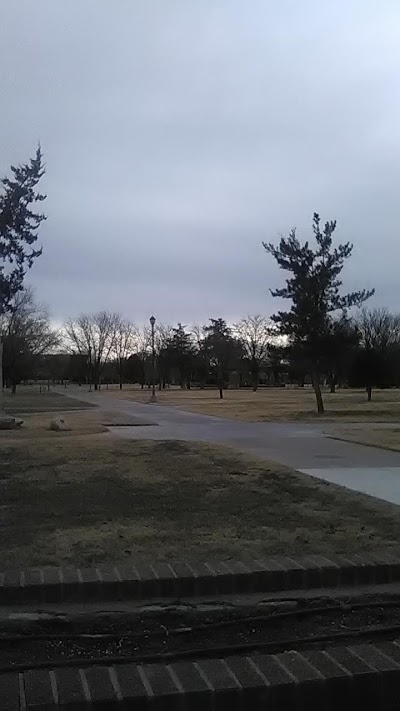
328, 425, 400, 453
2, 432, 400, 568
102, 384, 400, 422
0, 411, 107, 440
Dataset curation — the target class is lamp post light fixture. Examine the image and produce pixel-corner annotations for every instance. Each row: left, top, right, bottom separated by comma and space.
149, 315, 157, 403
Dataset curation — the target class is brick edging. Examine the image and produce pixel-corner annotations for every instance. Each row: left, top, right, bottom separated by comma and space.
4, 640, 400, 709
1, 550, 400, 605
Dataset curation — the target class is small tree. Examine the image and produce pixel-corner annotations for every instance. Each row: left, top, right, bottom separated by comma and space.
0, 147, 46, 417
263, 213, 374, 413
164, 323, 196, 388
154, 323, 174, 389
191, 324, 209, 389
320, 317, 360, 393
39, 353, 70, 385
203, 318, 242, 398
234, 314, 271, 390
125, 352, 146, 386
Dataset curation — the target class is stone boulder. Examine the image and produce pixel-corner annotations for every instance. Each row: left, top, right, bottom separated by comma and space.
0, 415, 23, 430
49, 417, 71, 432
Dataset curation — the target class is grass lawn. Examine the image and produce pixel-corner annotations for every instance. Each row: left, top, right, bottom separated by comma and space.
3, 389, 94, 414
101, 384, 400, 423
328, 425, 400, 453
0, 411, 107, 439
2, 433, 400, 568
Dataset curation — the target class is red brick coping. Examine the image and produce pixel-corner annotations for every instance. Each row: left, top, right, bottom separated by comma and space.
4, 641, 400, 709
1, 550, 400, 605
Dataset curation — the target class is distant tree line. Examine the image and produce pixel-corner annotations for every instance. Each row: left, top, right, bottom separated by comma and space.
58, 313, 273, 396
5, 292, 400, 408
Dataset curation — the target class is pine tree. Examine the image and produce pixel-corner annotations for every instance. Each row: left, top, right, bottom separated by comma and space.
0, 146, 46, 419
263, 213, 374, 413
0, 146, 46, 310
203, 318, 242, 398
165, 323, 196, 388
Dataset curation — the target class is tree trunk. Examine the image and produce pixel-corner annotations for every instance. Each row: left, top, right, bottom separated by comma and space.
251, 362, 258, 391
0, 339, 3, 413
311, 369, 324, 414
11, 382, 16, 395
367, 384, 372, 401
329, 376, 336, 394
218, 366, 223, 399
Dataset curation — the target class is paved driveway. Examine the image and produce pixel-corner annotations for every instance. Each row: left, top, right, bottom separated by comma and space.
60, 387, 400, 506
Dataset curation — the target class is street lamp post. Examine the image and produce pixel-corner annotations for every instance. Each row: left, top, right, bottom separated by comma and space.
149, 315, 157, 403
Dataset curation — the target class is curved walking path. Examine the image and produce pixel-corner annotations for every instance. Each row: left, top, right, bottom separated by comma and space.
62, 387, 400, 506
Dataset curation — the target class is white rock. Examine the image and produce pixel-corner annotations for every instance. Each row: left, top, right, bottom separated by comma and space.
49, 417, 71, 432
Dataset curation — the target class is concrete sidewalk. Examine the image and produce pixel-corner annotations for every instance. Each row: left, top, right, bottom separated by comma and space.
59, 387, 400, 505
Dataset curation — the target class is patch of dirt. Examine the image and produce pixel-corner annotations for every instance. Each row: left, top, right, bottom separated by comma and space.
2, 598, 400, 670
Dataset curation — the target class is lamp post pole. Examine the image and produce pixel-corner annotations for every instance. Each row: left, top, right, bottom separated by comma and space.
149, 315, 157, 403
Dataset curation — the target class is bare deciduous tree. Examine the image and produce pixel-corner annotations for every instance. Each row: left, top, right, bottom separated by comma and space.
154, 323, 174, 389
131, 325, 151, 388
1, 287, 60, 393
113, 317, 135, 389
128, 322, 174, 389
358, 308, 400, 351
356, 308, 400, 401
64, 311, 118, 390
233, 314, 271, 390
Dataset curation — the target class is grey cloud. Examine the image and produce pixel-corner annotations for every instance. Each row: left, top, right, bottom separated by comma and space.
1, 0, 400, 324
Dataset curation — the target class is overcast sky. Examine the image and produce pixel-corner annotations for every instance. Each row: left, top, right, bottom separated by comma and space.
1, 1, 399, 325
